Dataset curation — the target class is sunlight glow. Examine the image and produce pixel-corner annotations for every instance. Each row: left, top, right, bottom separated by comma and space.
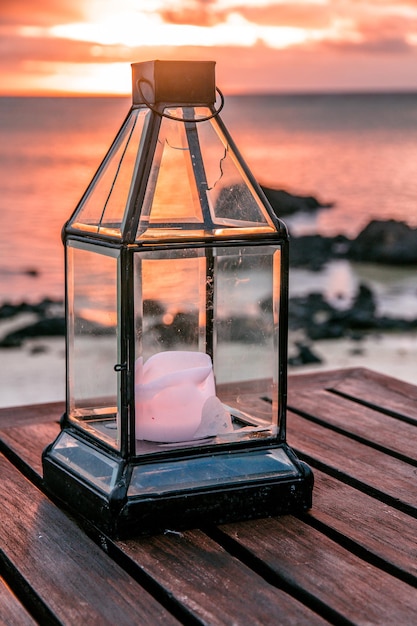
26, 61, 132, 95
49, 11, 315, 50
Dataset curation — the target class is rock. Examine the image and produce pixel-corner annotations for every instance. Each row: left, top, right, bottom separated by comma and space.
0, 298, 63, 320
0, 314, 113, 348
0, 317, 66, 348
214, 183, 332, 221
288, 220, 417, 269
289, 234, 349, 270
143, 299, 165, 316
217, 317, 271, 343
289, 292, 334, 331
348, 220, 417, 264
23, 268, 40, 277
346, 284, 377, 327
288, 342, 322, 366
289, 282, 417, 342
261, 186, 333, 216
150, 312, 198, 346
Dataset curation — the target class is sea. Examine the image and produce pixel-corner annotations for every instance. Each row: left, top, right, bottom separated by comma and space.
1, 93, 417, 317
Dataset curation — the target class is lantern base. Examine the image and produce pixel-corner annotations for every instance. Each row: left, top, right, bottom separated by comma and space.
42, 434, 313, 538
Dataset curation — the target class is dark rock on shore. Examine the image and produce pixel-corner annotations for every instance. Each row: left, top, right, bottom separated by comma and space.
0, 314, 115, 348
288, 342, 323, 366
0, 298, 63, 320
0, 317, 66, 348
150, 312, 197, 346
261, 186, 333, 216
289, 234, 349, 270
290, 220, 417, 269
0, 298, 66, 347
0, 297, 112, 348
215, 184, 332, 221
150, 313, 271, 346
289, 283, 417, 342
348, 219, 417, 264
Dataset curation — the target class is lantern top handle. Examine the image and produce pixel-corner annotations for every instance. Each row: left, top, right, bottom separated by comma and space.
132, 60, 217, 107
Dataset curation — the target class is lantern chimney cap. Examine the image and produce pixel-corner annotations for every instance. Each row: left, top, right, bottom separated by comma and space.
131, 60, 216, 106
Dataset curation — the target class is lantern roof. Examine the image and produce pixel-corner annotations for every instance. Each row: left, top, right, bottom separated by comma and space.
66, 60, 285, 244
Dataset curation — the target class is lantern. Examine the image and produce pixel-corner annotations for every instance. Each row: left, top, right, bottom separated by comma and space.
42, 60, 313, 537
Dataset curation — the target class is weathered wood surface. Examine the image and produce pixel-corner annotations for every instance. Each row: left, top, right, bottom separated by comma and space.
0, 577, 37, 626
1, 367, 416, 625
0, 454, 180, 626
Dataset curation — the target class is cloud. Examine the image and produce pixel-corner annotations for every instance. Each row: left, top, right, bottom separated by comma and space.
0, 0, 85, 27
316, 10, 417, 54
3, 0, 417, 94
228, 3, 334, 29
159, 1, 334, 29
159, 0, 221, 27
321, 37, 413, 55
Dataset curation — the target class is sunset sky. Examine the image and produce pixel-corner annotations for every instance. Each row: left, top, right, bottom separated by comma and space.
3, 0, 417, 96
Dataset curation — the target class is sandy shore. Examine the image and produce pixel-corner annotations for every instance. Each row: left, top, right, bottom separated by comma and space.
0, 329, 415, 408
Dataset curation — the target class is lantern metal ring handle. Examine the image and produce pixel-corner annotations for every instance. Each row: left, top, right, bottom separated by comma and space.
136, 78, 225, 122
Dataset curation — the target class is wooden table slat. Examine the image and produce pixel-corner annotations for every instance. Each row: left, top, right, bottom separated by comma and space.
0, 421, 59, 477
0, 401, 64, 428
218, 516, 417, 625
288, 386, 417, 462
116, 530, 330, 626
0, 577, 37, 626
307, 469, 417, 584
290, 367, 417, 421
0, 453, 180, 626
288, 411, 417, 513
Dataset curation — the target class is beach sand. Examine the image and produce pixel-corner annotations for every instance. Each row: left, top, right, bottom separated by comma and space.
0, 326, 415, 409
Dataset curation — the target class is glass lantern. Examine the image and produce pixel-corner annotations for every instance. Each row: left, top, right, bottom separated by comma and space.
42, 60, 313, 537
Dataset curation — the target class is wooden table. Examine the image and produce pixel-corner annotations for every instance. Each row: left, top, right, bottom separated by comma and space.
1, 367, 416, 625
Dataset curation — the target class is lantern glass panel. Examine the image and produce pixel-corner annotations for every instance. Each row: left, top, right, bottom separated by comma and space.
70, 108, 150, 237
136, 107, 276, 241
67, 241, 120, 449
133, 242, 281, 453
48, 432, 120, 494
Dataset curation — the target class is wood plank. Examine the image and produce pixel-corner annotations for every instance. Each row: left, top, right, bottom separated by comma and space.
0, 577, 37, 625
0, 402, 64, 428
287, 387, 417, 462
308, 469, 417, 583
287, 411, 417, 512
327, 368, 417, 421
117, 529, 330, 626
288, 368, 349, 389
217, 515, 417, 626
0, 422, 59, 477
0, 453, 180, 626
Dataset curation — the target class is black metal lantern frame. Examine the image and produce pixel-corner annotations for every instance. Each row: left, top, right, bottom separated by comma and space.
42, 60, 313, 537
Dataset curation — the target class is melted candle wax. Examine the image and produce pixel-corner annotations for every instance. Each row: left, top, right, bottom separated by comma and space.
135, 351, 232, 443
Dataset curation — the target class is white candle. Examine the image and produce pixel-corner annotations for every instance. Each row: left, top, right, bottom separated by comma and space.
135, 351, 232, 443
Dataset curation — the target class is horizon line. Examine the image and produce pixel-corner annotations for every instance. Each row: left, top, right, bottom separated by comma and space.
2, 87, 417, 99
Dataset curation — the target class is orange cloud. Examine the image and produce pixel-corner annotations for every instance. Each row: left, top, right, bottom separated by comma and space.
3, 0, 417, 95
0, 0, 85, 27
231, 4, 334, 29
